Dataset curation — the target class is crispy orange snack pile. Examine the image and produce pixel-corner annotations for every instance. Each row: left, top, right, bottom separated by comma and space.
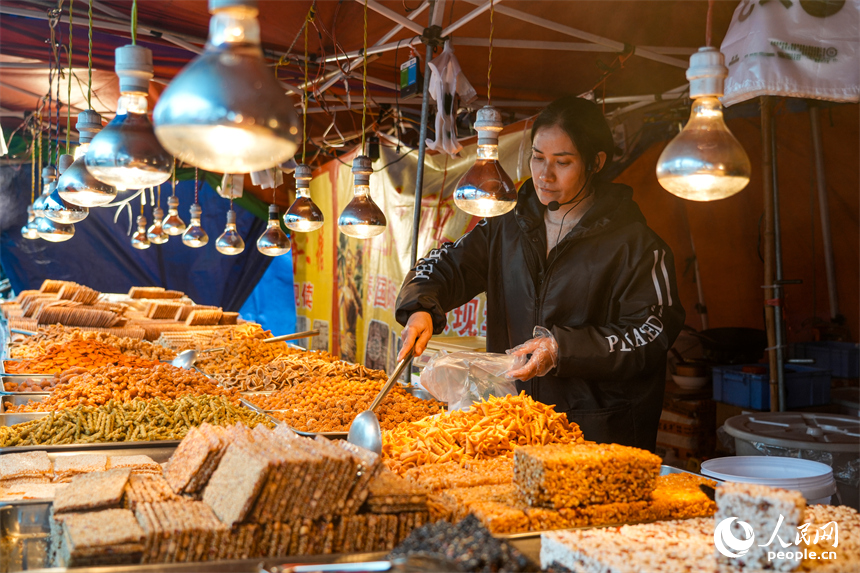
383, 391, 584, 474
5, 339, 158, 375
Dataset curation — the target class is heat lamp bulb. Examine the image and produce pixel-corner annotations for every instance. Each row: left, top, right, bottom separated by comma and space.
36, 217, 75, 242
656, 47, 751, 202
56, 111, 118, 207
337, 156, 386, 239
32, 166, 57, 218
256, 204, 291, 256
131, 215, 151, 250
153, 0, 300, 173
181, 203, 209, 248
21, 206, 40, 240
215, 210, 245, 255
656, 96, 751, 201
284, 164, 324, 232
162, 195, 187, 236
453, 106, 517, 218
147, 207, 169, 244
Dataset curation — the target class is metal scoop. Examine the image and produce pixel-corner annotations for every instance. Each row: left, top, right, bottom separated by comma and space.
347, 350, 413, 455
170, 349, 198, 369
10, 328, 36, 336
262, 329, 320, 344
170, 347, 225, 369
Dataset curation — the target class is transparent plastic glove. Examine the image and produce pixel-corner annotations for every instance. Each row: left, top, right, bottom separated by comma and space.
505, 326, 559, 381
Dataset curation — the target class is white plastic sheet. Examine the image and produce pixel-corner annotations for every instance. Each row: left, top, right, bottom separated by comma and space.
721, 0, 860, 106
425, 41, 478, 157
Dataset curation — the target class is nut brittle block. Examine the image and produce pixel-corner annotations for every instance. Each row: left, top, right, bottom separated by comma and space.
513, 443, 661, 508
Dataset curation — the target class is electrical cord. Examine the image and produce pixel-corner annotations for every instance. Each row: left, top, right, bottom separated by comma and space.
65, 0, 73, 154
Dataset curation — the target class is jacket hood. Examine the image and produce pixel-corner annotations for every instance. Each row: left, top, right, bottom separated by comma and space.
514, 178, 647, 239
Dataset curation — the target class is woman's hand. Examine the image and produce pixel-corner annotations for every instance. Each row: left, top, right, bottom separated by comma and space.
505, 326, 559, 381
397, 311, 433, 361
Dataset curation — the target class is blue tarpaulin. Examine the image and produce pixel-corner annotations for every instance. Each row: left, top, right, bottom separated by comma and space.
239, 253, 297, 336
0, 163, 287, 313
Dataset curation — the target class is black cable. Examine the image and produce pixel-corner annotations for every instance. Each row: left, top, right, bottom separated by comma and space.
548, 172, 593, 258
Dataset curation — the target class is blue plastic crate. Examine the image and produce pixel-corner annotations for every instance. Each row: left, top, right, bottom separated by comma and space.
790, 341, 860, 379
713, 364, 831, 410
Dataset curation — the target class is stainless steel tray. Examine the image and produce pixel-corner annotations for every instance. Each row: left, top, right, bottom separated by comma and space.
0, 412, 48, 427
0, 392, 265, 452
1, 377, 57, 395
0, 499, 52, 572
9, 545, 391, 573
0, 394, 47, 414
1, 439, 181, 456
239, 390, 275, 398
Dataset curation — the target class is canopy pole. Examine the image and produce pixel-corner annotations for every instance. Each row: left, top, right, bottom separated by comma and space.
808, 103, 840, 321
770, 104, 786, 413
410, 1, 442, 267
761, 96, 781, 412
403, 1, 443, 383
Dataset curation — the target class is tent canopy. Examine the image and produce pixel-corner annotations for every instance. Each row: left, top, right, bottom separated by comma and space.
0, 1, 737, 150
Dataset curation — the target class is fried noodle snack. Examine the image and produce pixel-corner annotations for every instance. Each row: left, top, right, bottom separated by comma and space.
7, 364, 238, 411
383, 392, 583, 474
249, 379, 443, 432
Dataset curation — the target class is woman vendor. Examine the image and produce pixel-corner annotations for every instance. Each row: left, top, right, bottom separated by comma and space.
394, 96, 685, 451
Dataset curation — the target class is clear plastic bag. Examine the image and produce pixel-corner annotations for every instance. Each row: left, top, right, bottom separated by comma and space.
418, 350, 521, 411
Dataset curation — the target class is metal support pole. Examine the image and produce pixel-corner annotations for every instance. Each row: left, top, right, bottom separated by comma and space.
771, 110, 786, 412
410, 3, 438, 268
761, 96, 780, 412
690, 232, 709, 331
403, 1, 439, 384
808, 103, 841, 321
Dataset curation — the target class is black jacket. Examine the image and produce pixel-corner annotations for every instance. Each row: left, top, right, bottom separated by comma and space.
395, 179, 685, 450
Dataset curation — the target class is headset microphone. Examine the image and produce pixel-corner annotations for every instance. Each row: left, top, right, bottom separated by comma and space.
545, 166, 595, 212
547, 198, 576, 212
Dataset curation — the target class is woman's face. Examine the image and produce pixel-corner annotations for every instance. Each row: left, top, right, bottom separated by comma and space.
530, 125, 601, 207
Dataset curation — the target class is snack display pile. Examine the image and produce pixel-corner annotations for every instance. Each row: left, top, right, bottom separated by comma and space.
1, 279, 857, 571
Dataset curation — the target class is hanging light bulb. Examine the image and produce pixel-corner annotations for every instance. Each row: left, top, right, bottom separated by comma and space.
256, 204, 291, 256
44, 155, 89, 223
153, 0, 300, 173
35, 161, 74, 242
656, 47, 751, 201
36, 216, 75, 242
131, 215, 151, 250
32, 166, 58, 218
181, 203, 209, 247
56, 110, 117, 207
215, 209, 245, 255
338, 155, 386, 239
21, 205, 41, 240
86, 46, 173, 191
284, 164, 324, 232
162, 195, 186, 236
147, 205, 169, 244
453, 106, 517, 217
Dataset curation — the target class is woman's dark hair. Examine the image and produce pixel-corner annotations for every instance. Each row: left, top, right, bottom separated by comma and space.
531, 96, 615, 177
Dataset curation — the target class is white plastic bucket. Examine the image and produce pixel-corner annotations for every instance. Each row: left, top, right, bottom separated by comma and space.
701, 456, 837, 504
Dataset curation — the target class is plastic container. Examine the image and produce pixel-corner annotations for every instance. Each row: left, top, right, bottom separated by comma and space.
712, 364, 830, 410
790, 341, 860, 378
722, 412, 860, 509
701, 456, 837, 504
